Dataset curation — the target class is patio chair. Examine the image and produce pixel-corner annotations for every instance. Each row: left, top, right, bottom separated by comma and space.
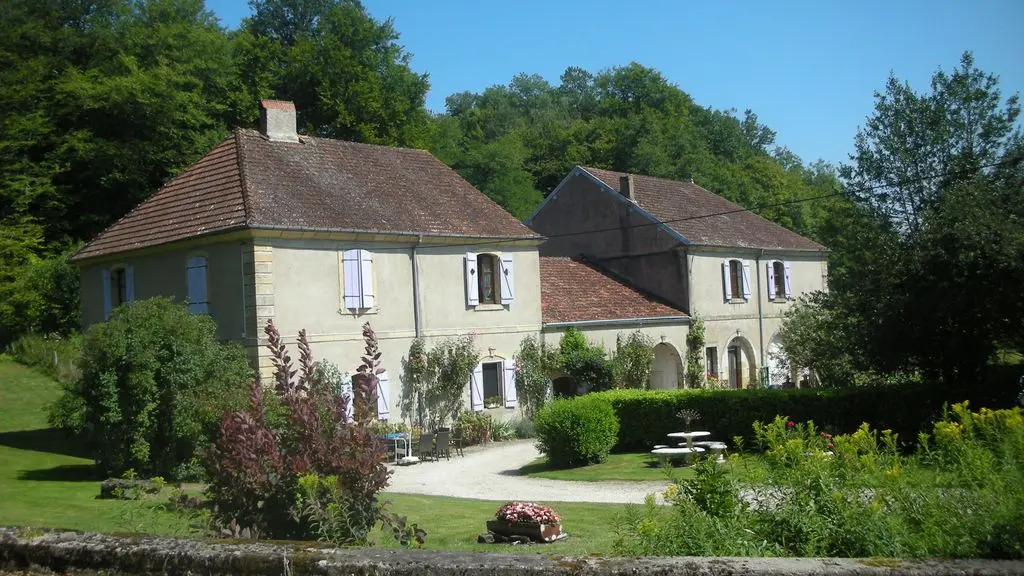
417, 433, 435, 462
434, 429, 452, 461
450, 430, 465, 457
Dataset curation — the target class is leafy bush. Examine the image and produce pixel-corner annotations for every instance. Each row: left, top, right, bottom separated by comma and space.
513, 335, 554, 419
592, 372, 1023, 452
424, 335, 479, 430
510, 416, 535, 439
490, 420, 516, 441
617, 405, 1024, 558
453, 411, 493, 445
206, 321, 420, 545
558, 328, 614, 392
61, 297, 251, 479
8, 332, 82, 384
611, 331, 654, 389
684, 317, 705, 387
534, 396, 619, 468
0, 250, 80, 347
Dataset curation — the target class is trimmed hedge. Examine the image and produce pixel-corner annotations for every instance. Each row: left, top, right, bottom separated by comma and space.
534, 396, 619, 467
593, 367, 1023, 452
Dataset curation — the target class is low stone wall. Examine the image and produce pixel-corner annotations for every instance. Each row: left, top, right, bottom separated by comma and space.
2, 527, 1022, 576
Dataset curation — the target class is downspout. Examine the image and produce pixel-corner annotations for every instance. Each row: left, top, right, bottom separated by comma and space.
240, 242, 247, 339
756, 250, 766, 378
412, 235, 423, 338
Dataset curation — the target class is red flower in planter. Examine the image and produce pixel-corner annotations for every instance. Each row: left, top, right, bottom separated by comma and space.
496, 502, 560, 525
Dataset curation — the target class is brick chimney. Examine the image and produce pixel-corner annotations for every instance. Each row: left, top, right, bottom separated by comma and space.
619, 174, 636, 202
259, 100, 298, 143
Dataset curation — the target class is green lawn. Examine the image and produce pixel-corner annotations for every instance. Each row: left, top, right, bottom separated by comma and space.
0, 358, 628, 555
520, 452, 764, 482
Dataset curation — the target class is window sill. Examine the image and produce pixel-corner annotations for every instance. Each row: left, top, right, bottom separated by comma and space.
770, 298, 790, 304
473, 303, 506, 311
484, 404, 503, 410
727, 298, 748, 305
339, 307, 378, 316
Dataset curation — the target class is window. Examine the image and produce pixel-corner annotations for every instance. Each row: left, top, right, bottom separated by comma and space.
112, 268, 127, 307
727, 345, 743, 388
482, 361, 502, 405
465, 252, 514, 307
342, 249, 374, 310
478, 254, 499, 304
102, 266, 134, 320
705, 347, 718, 377
729, 261, 742, 299
187, 256, 209, 314
770, 260, 786, 295
722, 259, 750, 301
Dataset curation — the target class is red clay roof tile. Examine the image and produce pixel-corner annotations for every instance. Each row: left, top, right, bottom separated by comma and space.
582, 167, 825, 251
540, 257, 686, 323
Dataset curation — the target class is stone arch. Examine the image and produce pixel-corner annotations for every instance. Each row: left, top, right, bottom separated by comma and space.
724, 335, 758, 389
649, 342, 683, 390
765, 333, 792, 388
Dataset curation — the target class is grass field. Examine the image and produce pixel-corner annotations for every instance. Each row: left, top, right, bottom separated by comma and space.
0, 358, 628, 555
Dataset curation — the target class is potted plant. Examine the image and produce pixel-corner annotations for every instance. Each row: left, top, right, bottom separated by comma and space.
486, 502, 563, 542
484, 395, 502, 409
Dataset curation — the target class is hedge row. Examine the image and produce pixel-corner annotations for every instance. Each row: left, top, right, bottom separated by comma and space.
591, 367, 1022, 452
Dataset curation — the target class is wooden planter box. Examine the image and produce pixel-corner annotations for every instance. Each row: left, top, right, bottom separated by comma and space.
486, 519, 563, 542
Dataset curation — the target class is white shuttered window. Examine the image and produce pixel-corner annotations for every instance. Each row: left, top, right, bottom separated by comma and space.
342, 249, 374, 310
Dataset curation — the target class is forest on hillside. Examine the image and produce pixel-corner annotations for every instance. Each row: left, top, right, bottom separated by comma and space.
2, 0, 1021, 389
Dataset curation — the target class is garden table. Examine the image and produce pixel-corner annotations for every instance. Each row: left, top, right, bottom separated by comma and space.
650, 447, 704, 466
667, 431, 711, 451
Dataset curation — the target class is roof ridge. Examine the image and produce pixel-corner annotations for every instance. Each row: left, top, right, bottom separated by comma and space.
235, 127, 434, 156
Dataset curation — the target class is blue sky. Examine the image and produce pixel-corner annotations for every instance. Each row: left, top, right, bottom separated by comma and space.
207, 0, 1023, 166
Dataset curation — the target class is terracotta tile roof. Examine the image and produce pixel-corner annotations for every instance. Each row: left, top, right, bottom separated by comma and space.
582, 167, 826, 251
73, 129, 539, 261
540, 257, 687, 323
73, 137, 248, 261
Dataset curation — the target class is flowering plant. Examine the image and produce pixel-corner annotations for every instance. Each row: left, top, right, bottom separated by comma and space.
495, 501, 560, 525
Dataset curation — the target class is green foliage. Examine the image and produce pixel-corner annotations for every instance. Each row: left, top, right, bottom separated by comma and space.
424, 335, 480, 430
431, 63, 841, 236
295, 473, 425, 547
557, 328, 614, 392
513, 335, 554, 419
611, 331, 654, 389
617, 405, 1024, 558
684, 317, 705, 388
534, 396, 619, 468
777, 293, 857, 387
400, 338, 430, 426
0, 251, 81, 347
510, 416, 535, 439
590, 370, 1023, 452
8, 333, 82, 385
489, 420, 516, 442
68, 297, 252, 479
453, 411, 493, 446
823, 51, 1024, 386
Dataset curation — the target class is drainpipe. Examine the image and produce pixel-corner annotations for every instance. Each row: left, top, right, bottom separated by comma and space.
755, 250, 766, 374
412, 235, 423, 338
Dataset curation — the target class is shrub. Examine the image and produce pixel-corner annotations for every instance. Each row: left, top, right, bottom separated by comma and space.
511, 416, 535, 439
8, 332, 82, 384
65, 297, 251, 479
611, 331, 654, 389
617, 405, 1024, 558
513, 335, 554, 419
557, 328, 614, 392
424, 335, 479, 430
684, 317, 705, 388
591, 373, 1023, 452
0, 250, 80, 347
534, 396, 619, 468
453, 411, 493, 445
206, 321, 420, 545
490, 420, 515, 442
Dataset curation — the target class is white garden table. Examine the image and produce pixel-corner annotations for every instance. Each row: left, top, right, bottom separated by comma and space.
667, 431, 711, 451
650, 447, 704, 466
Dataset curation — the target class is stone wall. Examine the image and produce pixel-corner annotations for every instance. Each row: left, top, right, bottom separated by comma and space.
2, 528, 1021, 576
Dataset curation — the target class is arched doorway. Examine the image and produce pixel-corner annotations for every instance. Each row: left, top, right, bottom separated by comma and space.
649, 342, 682, 390
765, 334, 792, 388
725, 336, 757, 389
552, 376, 576, 398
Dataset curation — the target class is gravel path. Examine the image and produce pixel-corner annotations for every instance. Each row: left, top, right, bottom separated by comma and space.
384, 440, 668, 504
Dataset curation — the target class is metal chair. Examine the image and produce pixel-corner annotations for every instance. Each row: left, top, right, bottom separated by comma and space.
434, 429, 452, 461
417, 433, 435, 462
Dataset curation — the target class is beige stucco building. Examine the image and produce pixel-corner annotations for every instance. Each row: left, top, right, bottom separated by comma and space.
528, 166, 829, 389
73, 102, 829, 428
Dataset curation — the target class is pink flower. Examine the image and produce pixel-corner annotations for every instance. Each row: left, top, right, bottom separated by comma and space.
495, 501, 560, 525
786, 421, 795, 429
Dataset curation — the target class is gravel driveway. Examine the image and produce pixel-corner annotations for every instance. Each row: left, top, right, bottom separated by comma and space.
384, 440, 668, 504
